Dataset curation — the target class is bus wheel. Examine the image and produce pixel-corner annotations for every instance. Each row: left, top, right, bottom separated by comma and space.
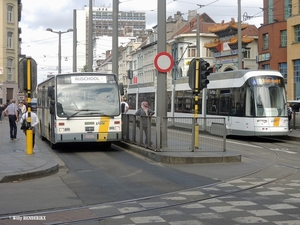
102, 142, 111, 149
50, 142, 59, 150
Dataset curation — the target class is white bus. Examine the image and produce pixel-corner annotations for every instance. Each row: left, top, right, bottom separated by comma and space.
127, 70, 289, 136
37, 72, 123, 149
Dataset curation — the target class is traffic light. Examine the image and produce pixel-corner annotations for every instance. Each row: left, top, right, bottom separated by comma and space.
188, 58, 210, 93
199, 58, 210, 89
188, 58, 199, 93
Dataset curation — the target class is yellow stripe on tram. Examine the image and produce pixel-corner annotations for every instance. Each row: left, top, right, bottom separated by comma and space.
98, 117, 110, 141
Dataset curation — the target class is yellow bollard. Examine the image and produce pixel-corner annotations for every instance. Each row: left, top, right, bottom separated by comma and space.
26, 129, 33, 155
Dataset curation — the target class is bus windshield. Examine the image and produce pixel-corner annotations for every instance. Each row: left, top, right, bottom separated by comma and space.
249, 76, 287, 117
56, 76, 119, 118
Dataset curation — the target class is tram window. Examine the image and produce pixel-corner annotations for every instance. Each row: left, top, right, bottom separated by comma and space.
128, 94, 136, 110
207, 98, 218, 114
219, 94, 231, 115
183, 98, 192, 113
138, 93, 155, 111
175, 97, 183, 112
167, 91, 172, 112
175, 91, 184, 112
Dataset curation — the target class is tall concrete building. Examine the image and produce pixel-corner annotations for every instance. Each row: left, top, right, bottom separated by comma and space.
258, 0, 300, 100
0, 0, 22, 105
75, 6, 146, 72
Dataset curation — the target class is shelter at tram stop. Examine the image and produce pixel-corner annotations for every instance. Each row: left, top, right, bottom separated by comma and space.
204, 18, 254, 72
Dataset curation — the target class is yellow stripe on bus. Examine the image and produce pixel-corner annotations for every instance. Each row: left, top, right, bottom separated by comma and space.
98, 117, 110, 141
273, 117, 280, 126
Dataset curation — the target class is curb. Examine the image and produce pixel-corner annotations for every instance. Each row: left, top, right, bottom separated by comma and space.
115, 142, 241, 164
0, 161, 59, 183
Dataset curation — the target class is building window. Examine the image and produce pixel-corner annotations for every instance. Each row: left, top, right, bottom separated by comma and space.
279, 62, 287, 82
280, 30, 287, 47
7, 5, 13, 22
7, 31, 13, 49
206, 48, 212, 57
262, 64, 270, 70
7, 58, 13, 81
267, 0, 274, 23
294, 25, 300, 43
294, 60, 300, 82
243, 48, 250, 58
284, 0, 292, 20
263, 33, 269, 49
187, 47, 196, 57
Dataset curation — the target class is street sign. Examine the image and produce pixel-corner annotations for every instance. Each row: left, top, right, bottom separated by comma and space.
154, 52, 174, 73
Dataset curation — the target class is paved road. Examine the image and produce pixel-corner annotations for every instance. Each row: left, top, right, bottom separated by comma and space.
0, 118, 300, 224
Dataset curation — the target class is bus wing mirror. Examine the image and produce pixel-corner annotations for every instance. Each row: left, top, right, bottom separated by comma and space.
48, 86, 55, 100
119, 83, 124, 96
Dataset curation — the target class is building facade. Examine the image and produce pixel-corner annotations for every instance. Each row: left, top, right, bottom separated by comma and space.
75, 6, 146, 72
258, 0, 300, 100
0, 0, 22, 105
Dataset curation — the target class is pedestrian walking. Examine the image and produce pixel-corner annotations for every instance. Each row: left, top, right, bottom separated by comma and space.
287, 102, 293, 132
135, 101, 155, 145
20, 111, 39, 148
0, 104, 4, 123
3, 99, 19, 140
19, 101, 27, 117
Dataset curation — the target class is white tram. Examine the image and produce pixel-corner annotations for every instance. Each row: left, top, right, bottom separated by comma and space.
127, 70, 289, 136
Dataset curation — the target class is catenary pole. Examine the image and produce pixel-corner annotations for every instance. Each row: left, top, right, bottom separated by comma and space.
156, 0, 167, 149
73, 9, 77, 72
88, 0, 93, 71
237, 0, 242, 69
112, 0, 119, 76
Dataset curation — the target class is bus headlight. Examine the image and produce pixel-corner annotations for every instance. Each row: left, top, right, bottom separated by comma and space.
109, 126, 120, 130
257, 119, 267, 123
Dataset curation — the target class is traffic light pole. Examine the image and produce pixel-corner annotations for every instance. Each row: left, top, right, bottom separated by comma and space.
188, 57, 211, 151
25, 58, 33, 155
193, 59, 200, 151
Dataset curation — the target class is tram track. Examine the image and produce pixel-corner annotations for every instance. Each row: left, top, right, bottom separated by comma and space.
1, 145, 298, 224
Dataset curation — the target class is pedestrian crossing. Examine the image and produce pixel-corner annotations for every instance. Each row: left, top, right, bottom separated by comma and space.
90, 176, 300, 225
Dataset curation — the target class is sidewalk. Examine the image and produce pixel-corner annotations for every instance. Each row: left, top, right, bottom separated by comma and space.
0, 119, 59, 183
0, 117, 299, 183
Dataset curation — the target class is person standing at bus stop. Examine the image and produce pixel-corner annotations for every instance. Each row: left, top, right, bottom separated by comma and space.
3, 99, 19, 140
287, 102, 293, 132
135, 101, 154, 145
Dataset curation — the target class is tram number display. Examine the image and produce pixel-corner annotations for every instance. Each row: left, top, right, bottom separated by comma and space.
252, 76, 282, 85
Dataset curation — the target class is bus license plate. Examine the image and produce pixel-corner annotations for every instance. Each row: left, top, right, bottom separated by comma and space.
85, 134, 95, 139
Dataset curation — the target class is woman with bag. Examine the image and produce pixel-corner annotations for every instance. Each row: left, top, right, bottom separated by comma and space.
135, 101, 154, 145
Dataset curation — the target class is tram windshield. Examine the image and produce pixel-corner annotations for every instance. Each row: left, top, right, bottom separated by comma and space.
56, 75, 120, 118
249, 76, 287, 117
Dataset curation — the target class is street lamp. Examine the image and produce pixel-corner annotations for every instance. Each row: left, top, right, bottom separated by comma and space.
46, 28, 73, 74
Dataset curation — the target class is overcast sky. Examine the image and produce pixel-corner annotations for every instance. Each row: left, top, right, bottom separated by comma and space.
19, 0, 263, 83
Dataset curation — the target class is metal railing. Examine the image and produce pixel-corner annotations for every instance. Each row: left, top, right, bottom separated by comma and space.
291, 112, 300, 129
122, 115, 226, 152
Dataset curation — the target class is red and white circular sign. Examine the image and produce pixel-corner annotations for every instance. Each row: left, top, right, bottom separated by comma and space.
154, 52, 174, 73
